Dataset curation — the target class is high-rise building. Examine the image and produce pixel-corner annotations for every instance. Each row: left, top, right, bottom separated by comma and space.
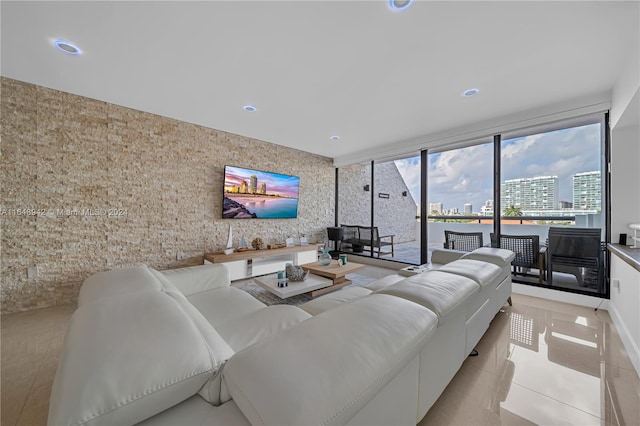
240, 180, 248, 193
249, 175, 258, 194
558, 200, 573, 209
429, 202, 443, 214
573, 171, 601, 210
480, 200, 493, 216
501, 176, 559, 212
464, 203, 472, 215
260, 182, 267, 195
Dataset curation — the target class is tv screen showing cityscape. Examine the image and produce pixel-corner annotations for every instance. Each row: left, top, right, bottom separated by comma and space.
223, 166, 300, 219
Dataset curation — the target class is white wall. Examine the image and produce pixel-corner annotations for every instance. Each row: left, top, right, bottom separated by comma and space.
611, 123, 640, 240
608, 56, 640, 377
610, 55, 640, 129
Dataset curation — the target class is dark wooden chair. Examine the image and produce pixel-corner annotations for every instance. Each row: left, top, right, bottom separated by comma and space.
491, 233, 543, 283
443, 230, 483, 252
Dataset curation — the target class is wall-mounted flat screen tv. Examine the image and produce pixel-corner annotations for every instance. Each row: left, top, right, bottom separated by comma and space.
223, 165, 300, 219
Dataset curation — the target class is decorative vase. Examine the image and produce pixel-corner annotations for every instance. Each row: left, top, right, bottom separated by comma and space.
319, 248, 332, 266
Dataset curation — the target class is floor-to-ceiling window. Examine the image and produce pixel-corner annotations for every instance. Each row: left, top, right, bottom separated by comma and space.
335, 113, 609, 297
336, 157, 421, 264
499, 116, 607, 296
426, 140, 494, 258
375, 157, 421, 264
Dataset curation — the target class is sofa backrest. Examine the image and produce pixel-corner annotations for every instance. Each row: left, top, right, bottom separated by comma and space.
160, 264, 230, 296
222, 294, 438, 425
49, 264, 237, 425
48, 290, 232, 426
78, 264, 231, 307
78, 266, 161, 306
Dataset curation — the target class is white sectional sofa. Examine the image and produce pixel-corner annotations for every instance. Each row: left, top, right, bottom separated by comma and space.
48, 247, 514, 426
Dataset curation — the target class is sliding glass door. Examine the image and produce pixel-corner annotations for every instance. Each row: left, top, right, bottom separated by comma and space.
499, 117, 607, 296
374, 156, 421, 264
426, 140, 494, 259
334, 112, 609, 298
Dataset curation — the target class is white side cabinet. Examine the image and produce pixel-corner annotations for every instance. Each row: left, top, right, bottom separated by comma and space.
204, 245, 319, 281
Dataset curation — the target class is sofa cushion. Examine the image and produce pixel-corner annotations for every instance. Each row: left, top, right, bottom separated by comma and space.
222, 294, 438, 426
162, 291, 236, 406
48, 291, 222, 426
216, 305, 311, 351
300, 287, 372, 315
136, 395, 250, 426
160, 264, 230, 296
437, 258, 504, 288
187, 286, 266, 328
462, 247, 515, 267
377, 270, 479, 324
78, 266, 160, 306
362, 274, 405, 291
430, 248, 467, 266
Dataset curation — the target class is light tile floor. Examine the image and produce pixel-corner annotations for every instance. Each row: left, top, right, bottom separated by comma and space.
2, 277, 639, 426
419, 294, 640, 425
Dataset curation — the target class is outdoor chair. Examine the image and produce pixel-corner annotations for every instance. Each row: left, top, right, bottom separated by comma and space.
491, 233, 543, 283
547, 227, 604, 291
340, 225, 361, 252
443, 230, 483, 252
359, 226, 395, 257
340, 224, 395, 257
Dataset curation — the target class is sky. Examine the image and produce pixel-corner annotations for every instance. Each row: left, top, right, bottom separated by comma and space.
224, 166, 300, 198
395, 123, 602, 213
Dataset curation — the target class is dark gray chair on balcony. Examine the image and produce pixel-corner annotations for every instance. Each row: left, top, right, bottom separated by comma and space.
340, 224, 362, 252
491, 233, 543, 284
443, 230, 483, 252
340, 224, 395, 257
547, 227, 604, 292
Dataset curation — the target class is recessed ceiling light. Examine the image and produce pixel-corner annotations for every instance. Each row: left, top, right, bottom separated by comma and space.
389, 0, 414, 11
330, 135, 341, 141
54, 39, 81, 55
461, 88, 480, 97
243, 105, 257, 112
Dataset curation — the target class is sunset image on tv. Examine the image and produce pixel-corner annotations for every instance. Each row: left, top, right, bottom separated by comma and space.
223, 166, 300, 219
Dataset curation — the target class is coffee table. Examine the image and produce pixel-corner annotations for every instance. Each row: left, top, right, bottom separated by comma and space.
254, 273, 333, 299
301, 260, 365, 297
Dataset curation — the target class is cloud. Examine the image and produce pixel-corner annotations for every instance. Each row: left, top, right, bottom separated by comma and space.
501, 124, 601, 202
388, 122, 602, 213
427, 143, 493, 210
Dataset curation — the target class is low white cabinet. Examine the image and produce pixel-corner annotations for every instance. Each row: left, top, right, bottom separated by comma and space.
204, 245, 318, 281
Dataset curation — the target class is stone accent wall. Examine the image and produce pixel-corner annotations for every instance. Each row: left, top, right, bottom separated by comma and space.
0, 77, 334, 314
338, 162, 417, 244
337, 164, 372, 228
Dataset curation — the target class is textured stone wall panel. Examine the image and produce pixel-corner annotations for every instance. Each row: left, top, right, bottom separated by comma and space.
1, 77, 334, 314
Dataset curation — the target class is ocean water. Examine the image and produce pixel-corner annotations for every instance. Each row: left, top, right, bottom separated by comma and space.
231, 197, 298, 219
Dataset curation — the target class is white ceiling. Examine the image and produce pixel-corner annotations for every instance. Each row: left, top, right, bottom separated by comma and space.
1, 1, 638, 163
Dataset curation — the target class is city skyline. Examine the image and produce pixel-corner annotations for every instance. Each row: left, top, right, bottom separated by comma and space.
424, 170, 600, 215
224, 166, 299, 199
395, 123, 602, 213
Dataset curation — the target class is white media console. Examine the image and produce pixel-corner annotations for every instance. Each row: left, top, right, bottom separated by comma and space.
204, 245, 319, 281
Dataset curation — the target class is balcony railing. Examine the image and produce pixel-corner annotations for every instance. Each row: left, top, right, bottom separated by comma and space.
426, 215, 576, 223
